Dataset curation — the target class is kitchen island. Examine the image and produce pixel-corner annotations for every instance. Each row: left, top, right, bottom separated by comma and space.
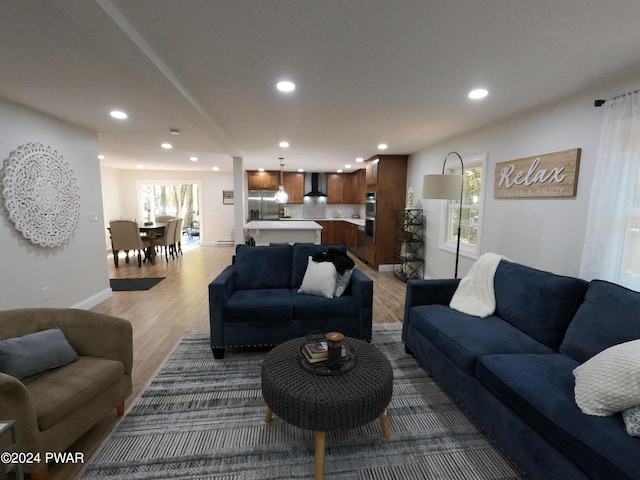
244, 220, 322, 246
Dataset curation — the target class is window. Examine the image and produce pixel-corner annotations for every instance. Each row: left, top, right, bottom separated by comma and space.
137, 180, 202, 231
439, 153, 487, 259
620, 167, 640, 287
580, 91, 639, 290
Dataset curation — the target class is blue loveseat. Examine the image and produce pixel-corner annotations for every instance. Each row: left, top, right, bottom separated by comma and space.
402, 259, 640, 480
209, 243, 373, 359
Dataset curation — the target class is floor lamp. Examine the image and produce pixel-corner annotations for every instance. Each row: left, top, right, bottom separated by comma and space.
422, 152, 464, 278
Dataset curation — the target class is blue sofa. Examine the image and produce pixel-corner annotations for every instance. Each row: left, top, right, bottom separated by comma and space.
209, 243, 373, 359
402, 259, 640, 480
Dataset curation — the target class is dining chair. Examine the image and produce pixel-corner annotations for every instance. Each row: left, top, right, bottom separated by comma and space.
155, 218, 178, 262
109, 220, 150, 267
156, 214, 176, 223
174, 217, 184, 256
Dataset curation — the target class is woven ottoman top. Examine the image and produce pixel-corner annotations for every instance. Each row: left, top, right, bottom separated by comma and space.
261, 336, 393, 432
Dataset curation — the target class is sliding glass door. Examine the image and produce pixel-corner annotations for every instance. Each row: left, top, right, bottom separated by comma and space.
137, 180, 202, 238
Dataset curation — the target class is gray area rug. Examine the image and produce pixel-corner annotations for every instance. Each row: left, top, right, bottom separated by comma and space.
78, 324, 525, 479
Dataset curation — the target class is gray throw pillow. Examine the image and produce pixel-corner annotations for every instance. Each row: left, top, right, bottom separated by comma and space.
622, 405, 640, 437
0, 328, 79, 380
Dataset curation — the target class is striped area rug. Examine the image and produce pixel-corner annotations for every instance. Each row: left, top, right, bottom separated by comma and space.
79, 323, 525, 479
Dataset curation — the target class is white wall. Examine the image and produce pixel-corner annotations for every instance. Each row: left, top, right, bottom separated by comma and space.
408, 69, 640, 279
0, 98, 110, 309
100, 168, 235, 247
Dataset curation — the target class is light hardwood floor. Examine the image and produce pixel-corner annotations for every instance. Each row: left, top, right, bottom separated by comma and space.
47, 244, 407, 480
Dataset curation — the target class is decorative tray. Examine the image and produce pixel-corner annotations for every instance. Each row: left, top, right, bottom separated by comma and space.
298, 343, 356, 376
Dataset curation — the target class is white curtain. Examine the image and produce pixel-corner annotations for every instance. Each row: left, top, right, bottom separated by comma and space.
580, 91, 640, 289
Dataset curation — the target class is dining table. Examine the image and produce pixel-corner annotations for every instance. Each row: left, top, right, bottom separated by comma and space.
138, 222, 165, 264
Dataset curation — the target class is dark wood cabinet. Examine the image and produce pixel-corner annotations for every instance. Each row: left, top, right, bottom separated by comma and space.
364, 155, 408, 268
350, 168, 366, 203
247, 170, 280, 190
345, 222, 359, 254
365, 159, 379, 186
326, 173, 352, 204
283, 172, 304, 204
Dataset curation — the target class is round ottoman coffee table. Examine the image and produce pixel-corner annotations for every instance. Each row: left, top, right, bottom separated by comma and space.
261, 336, 393, 480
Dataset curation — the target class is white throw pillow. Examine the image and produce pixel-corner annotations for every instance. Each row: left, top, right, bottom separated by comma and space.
573, 339, 640, 416
298, 257, 338, 298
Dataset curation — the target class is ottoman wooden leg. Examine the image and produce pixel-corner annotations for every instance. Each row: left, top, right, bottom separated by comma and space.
265, 407, 273, 423
314, 431, 326, 480
379, 410, 391, 439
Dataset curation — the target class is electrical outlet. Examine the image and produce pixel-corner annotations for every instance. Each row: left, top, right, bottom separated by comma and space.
42, 287, 50, 301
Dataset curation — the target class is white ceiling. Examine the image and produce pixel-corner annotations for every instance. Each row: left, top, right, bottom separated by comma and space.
1, 0, 640, 173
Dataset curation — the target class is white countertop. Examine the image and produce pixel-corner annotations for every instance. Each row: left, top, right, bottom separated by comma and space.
279, 217, 365, 226
244, 220, 323, 230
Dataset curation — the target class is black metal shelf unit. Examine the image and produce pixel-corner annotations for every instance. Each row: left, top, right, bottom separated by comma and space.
393, 209, 424, 282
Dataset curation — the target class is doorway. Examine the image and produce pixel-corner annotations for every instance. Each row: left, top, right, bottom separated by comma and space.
137, 180, 202, 247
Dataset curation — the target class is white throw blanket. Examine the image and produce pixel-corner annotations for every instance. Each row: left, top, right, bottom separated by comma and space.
449, 253, 507, 318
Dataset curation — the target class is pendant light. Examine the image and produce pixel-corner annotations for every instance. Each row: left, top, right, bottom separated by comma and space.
274, 157, 289, 204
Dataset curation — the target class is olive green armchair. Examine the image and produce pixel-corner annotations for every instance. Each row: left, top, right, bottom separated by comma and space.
0, 308, 132, 480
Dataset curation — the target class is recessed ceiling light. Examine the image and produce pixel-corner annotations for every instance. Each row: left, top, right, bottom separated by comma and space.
258, 168, 265, 172
337, 169, 343, 173
345, 164, 352, 169
161, 143, 173, 149
110, 110, 128, 120
276, 80, 296, 93
298, 168, 304, 172
136, 164, 144, 169
378, 143, 388, 150
190, 156, 198, 162
212, 166, 219, 171
468, 88, 489, 100
98, 155, 104, 160
279, 141, 290, 148
355, 157, 364, 163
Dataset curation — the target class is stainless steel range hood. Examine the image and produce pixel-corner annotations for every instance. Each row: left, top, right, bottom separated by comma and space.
304, 172, 327, 197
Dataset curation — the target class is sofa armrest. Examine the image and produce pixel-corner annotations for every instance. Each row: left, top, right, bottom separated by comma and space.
208, 265, 236, 348
0, 373, 43, 457
402, 278, 460, 342
350, 269, 374, 341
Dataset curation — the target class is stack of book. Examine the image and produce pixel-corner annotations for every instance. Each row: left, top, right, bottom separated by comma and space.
302, 340, 346, 363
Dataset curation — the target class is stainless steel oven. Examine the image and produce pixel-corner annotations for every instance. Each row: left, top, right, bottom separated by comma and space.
365, 191, 376, 218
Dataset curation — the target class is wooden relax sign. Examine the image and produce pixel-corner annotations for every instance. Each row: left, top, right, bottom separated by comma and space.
494, 148, 581, 198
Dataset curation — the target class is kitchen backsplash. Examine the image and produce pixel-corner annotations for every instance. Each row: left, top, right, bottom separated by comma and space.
294, 201, 364, 219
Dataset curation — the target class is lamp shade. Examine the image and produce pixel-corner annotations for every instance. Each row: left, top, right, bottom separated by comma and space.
422, 174, 463, 199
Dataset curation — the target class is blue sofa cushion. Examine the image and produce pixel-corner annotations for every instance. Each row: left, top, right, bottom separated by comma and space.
477, 354, 639, 480
560, 280, 640, 363
292, 288, 358, 320
234, 245, 292, 290
493, 261, 588, 348
407, 304, 554, 376
291, 243, 347, 288
225, 289, 293, 323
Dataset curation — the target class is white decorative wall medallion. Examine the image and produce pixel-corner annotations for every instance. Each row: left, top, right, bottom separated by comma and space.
2, 142, 80, 248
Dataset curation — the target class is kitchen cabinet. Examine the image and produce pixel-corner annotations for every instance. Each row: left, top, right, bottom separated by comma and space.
345, 222, 359, 254
248, 170, 280, 190
351, 169, 366, 203
283, 172, 304, 204
365, 159, 379, 186
326, 173, 352, 204
364, 154, 408, 268
316, 220, 350, 245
